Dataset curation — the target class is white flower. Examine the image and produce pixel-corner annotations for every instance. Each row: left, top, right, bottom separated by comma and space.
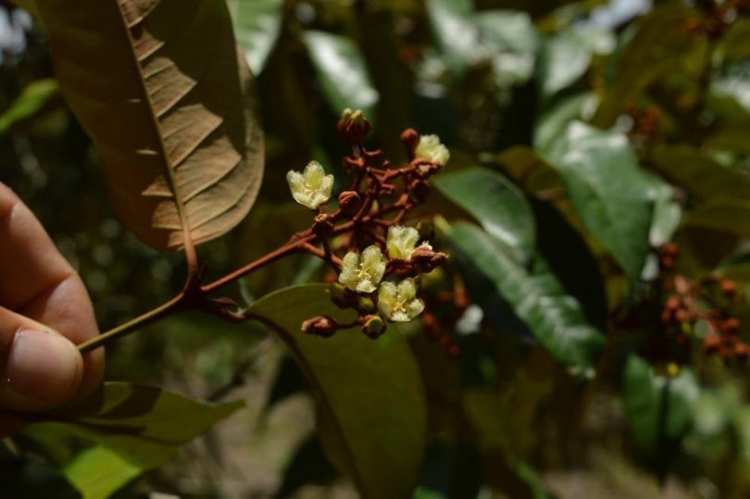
386, 225, 432, 261
286, 161, 334, 210
414, 135, 449, 166
338, 245, 387, 293
378, 278, 425, 322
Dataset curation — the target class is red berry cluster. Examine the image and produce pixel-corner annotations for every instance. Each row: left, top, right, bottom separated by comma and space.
654, 243, 747, 364
626, 105, 662, 144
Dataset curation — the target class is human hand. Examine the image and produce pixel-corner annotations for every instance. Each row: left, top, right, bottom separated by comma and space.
0, 182, 104, 436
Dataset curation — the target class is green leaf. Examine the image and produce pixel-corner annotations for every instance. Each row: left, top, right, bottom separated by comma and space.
433, 167, 536, 264
424, 0, 478, 78
0, 78, 59, 134
683, 199, 750, 237
64, 446, 141, 499
302, 31, 379, 120
537, 27, 612, 98
448, 222, 604, 376
228, 0, 284, 75
533, 92, 595, 155
246, 284, 426, 499
623, 356, 699, 458
545, 122, 653, 281
475, 10, 540, 85
649, 145, 750, 201
644, 172, 681, 248
25, 383, 243, 470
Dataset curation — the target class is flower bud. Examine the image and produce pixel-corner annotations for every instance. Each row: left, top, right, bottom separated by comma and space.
301, 316, 338, 338
361, 314, 387, 340
720, 278, 737, 298
329, 284, 355, 309
721, 317, 741, 335
704, 334, 722, 353
735, 341, 749, 360
355, 296, 377, 314
411, 248, 448, 273
338, 190, 362, 217
400, 128, 419, 153
337, 108, 371, 143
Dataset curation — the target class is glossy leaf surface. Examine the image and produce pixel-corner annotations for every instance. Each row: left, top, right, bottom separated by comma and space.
546, 122, 653, 281
302, 31, 379, 120
246, 284, 426, 499
448, 222, 604, 376
228, 0, 284, 75
36, 0, 264, 251
434, 166, 535, 264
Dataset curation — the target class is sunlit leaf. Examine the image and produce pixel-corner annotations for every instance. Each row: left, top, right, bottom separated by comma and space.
533, 92, 595, 155
623, 355, 699, 459
228, 0, 284, 75
0, 78, 59, 134
63, 446, 141, 499
246, 284, 426, 499
475, 10, 540, 85
434, 167, 536, 264
644, 172, 681, 248
302, 31, 379, 120
425, 0, 478, 78
537, 27, 613, 98
36, 0, 264, 251
448, 222, 604, 376
545, 122, 652, 281
24, 383, 243, 470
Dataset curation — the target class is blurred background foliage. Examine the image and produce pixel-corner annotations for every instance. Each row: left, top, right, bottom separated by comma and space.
3, 0, 750, 497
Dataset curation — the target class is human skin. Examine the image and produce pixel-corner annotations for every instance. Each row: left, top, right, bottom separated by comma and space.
0, 182, 103, 436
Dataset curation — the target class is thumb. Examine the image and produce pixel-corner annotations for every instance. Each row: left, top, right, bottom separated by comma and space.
0, 307, 83, 412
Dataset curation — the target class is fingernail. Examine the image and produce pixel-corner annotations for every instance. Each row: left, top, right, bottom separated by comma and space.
3, 328, 82, 405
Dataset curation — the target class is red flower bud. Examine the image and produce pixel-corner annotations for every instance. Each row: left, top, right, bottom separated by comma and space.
302, 316, 338, 338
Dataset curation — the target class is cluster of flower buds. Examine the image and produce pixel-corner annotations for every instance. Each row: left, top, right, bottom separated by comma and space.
685, 0, 747, 40
286, 109, 450, 340
654, 243, 748, 364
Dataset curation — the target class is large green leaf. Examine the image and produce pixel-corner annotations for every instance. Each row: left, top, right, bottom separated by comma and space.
302, 31, 379, 120
36, 0, 264, 251
623, 355, 699, 459
545, 122, 653, 281
228, 0, 284, 75
649, 145, 750, 201
424, 0, 478, 78
246, 284, 426, 499
433, 167, 535, 264
448, 222, 604, 376
23, 383, 243, 470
